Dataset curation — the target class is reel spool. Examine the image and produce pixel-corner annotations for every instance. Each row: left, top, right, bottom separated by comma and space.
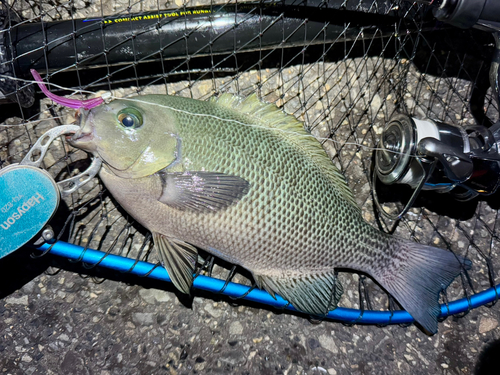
372, 114, 500, 220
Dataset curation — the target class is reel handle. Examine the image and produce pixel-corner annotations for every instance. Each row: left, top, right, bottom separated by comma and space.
372, 158, 437, 221
417, 137, 474, 182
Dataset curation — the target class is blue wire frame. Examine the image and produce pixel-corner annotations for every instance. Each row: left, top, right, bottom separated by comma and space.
36, 241, 499, 325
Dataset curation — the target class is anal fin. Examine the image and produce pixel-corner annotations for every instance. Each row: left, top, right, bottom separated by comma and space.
256, 271, 343, 316
153, 233, 198, 294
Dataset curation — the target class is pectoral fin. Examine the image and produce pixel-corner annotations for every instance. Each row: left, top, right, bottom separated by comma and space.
153, 233, 198, 294
158, 171, 250, 213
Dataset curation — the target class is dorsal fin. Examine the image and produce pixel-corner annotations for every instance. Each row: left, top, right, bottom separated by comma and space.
212, 93, 360, 211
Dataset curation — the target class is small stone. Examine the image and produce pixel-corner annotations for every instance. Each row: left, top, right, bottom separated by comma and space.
307, 338, 320, 350
328, 369, 337, 375
194, 361, 206, 372
479, 317, 498, 334
22, 281, 35, 294
66, 295, 75, 304
64, 113, 76, 125
311, 367, 327, 374
139, 289, 171, 304
252, 337, 263, 344
229, 321, 243, 335
59, 334, 70, 342
370, 93, 382, 113
441, 363, 449, 369
74, 0, 86, 9
21, 354, 32, 363
140, 290, 157, 304
57, 291, 66, 299
319, 334, 338, 354
204, 303, 222, 318
43, 151, 57, 166
5, 295, 28, 306
219, 350, 246, 366
133, 313, 155, 325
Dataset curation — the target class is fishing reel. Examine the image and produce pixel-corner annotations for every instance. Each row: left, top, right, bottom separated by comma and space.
417, 0, 500, 32
372, 114, 500, 219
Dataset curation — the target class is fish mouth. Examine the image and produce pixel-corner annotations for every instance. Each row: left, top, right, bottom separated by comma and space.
67, 108, 95, 148
67, 131, 93, 144
67, 117, 97, 153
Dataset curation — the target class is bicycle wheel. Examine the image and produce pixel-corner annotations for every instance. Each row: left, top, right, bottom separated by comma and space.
1, 0, 499, 374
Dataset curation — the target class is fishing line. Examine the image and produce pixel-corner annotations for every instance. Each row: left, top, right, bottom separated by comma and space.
116, 95, 421, 158
0, 74, 101, 96
0, 116, 68, 127
3, 72, 420, 158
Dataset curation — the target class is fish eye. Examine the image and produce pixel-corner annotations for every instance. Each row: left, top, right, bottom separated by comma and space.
117, 108, 143, 129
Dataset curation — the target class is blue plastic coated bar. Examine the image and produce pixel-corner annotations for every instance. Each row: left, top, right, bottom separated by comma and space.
36, 241, 499, 325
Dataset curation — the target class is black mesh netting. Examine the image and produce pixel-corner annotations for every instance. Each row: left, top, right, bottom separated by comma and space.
1, 0, 498, 320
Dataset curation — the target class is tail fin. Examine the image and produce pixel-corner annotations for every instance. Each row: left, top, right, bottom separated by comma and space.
374, 241, 468, 334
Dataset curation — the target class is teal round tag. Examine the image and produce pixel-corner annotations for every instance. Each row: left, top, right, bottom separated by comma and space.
0, 165, 60, 257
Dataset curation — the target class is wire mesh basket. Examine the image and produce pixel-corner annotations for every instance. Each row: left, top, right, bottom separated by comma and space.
1, 0, 499, 329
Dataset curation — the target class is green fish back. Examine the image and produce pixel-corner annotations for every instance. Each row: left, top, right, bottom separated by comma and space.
212, 94, 360, 212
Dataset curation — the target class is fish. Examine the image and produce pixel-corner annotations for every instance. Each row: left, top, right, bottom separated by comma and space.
66, 93, 467, 334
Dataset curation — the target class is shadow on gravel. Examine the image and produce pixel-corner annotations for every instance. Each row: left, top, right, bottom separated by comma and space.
0, 246, 53, 299
475, 338, 500, 375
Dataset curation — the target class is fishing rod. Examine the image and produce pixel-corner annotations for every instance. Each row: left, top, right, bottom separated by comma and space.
0, 0, 407, 107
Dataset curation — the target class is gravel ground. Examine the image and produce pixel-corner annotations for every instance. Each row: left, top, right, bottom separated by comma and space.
0, 247, 499, 375
1, 1, 500, 374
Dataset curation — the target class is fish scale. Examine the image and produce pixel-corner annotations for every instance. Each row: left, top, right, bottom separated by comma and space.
69, 93, 466, 334
174, 114, 351, 268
